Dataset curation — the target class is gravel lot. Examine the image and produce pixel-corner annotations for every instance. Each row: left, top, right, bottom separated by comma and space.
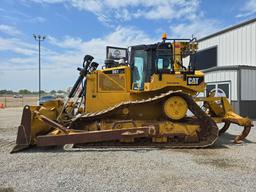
0, 108, 255, 192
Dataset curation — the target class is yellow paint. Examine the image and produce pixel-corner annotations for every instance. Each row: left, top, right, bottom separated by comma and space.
163, 96, 188, 120
29, 100, 63, 144
196, 96, 253, 127
85, 66, 205, 113
143, 71, 205, 94
158, 122, 198, 136
162, 32, 167, 40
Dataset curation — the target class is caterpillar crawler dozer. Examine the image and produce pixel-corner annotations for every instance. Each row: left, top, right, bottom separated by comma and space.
11, 33, 253, 153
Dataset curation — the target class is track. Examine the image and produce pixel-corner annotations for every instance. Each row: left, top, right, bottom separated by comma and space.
69, 91, 219, 148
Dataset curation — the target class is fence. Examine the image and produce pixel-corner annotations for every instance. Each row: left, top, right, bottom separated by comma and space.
0, 96, 38, 108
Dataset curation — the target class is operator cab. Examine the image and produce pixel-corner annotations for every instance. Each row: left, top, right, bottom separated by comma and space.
130, 42, 173, 90
104, 35, 197, 92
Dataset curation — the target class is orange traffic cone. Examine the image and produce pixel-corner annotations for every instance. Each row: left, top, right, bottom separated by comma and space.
0, 102, 4, 109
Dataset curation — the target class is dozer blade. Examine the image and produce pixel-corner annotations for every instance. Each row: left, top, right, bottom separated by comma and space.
11, 106, 32, 153
11, 101, 63, 153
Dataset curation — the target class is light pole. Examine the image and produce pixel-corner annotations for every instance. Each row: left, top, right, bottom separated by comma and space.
33, 34, 46, 100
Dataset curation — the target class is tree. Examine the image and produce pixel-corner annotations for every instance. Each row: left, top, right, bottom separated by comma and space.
57, 90, 66, 94
40, 90, 46, 94
50, 90, 56, 94
18, 89, 31, 95
0, 90, 15, 95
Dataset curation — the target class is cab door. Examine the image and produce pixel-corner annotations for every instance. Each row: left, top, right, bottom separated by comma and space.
131, 49, 148, 91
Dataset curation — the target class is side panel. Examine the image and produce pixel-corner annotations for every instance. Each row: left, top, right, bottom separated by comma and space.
143, 71, 205, 94
85, 66, 132, 112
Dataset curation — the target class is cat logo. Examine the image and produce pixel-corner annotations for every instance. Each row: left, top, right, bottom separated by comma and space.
187, 76, 203, 85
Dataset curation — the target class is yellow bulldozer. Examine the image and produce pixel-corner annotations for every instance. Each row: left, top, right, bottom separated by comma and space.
11, 33, 253, 153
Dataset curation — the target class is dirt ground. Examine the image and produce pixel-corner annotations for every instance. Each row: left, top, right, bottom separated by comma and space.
0, 108, 255, 192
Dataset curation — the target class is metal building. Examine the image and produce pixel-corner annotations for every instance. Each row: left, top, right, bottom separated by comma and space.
197, 18, 256, 118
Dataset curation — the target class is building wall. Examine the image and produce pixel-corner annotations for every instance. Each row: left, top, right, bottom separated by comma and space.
241, 69, 256, 100
198, 20, 256, 67
204, 70, 238, 100
240, 69, 256, 118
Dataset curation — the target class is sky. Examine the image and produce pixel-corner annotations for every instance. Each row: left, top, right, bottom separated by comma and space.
0, 0, 256, 91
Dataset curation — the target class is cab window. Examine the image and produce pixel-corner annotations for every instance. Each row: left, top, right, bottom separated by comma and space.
132, 50, 147, 90
156, 56, 172, 71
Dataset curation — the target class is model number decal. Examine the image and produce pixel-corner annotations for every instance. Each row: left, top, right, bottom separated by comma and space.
104, 69, 125, 74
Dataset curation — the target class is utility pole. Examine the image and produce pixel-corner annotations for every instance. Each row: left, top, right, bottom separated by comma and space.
33, 34, 46, 100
